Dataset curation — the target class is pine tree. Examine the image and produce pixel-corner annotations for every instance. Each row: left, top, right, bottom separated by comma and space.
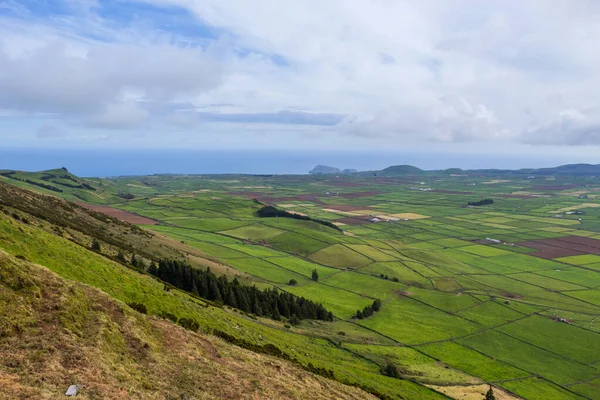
484, 386, 495, 400
372, 299, 382, 312
311, 269, 319, 282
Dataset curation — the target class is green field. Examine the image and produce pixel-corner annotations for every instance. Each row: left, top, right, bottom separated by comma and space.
3, 168, 600, 399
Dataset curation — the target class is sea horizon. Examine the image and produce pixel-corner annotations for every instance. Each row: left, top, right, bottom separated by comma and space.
0, 148, 597, 177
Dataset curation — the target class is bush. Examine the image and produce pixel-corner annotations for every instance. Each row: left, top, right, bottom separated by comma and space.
127, 302, 147, 314
288, 279, 298, 286
91, 238, 102, 252
289, 314, 301, 326
178, 318, 200, 331
383, 362, 400, 378
158, 312, 178, 323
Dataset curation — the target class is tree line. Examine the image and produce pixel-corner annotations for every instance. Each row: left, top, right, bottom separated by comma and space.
354, 299, 382, 319
256, 205, 342, 232
0, 173, 63, 193
148, 259, 334, 322
467, 198, 494, 207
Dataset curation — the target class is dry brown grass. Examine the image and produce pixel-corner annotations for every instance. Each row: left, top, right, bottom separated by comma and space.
426, 384, 520, 400
0, 251, 374, 400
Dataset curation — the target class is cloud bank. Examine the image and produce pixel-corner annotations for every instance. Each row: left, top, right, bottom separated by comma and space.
1, 0, 600, 148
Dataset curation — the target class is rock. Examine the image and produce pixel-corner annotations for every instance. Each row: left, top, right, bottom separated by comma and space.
65, 385, 79, 396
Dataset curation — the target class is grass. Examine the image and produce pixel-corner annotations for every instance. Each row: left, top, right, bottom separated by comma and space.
222, 257, 309, 285
343, 344, 478, 385
266, 256, 339, 279
418, 341, 531, 381
501, 378, 586, 400
555, 254, 600, 265
359, 297, 481, 345
267, 231, 330, 255
457, 330, 599, 385
321, 271, 403, 300
456, 300, 526, 326
308, 244, 372, 269
4, 169, 600, 398
457, 245, 513, 257
286, 283, 374, 319
220, 224, 286, 240
497, 314, 600, 364
359, 262, 433, 287
0, 251, 377, 400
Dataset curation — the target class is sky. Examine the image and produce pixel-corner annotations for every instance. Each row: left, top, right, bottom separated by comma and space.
2, 0, 600, 159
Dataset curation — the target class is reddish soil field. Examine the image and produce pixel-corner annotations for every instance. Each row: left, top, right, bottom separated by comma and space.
517, 235, 600, 259
518, 241, 584, 259
79, 203, 158, 225
335, 216, 372, 225
555, 236, 600, 248
536, 237, 600, 255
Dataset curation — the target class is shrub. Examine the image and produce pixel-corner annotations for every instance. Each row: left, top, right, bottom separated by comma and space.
127, 302, 147, 314
383, 362, 400, 378
91, 238, 102, 252
178, 318, 200, 331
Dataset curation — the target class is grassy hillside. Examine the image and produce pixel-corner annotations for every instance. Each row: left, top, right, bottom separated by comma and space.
0, 250, 375, 400
5, 169, 600, 399
0, 183, 448, 399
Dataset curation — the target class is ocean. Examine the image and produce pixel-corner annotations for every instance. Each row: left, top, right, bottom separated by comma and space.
0, 148, 590, 177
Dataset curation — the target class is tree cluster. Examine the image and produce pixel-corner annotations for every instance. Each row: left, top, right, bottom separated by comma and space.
467, 198, 494, 207
379, 274, 399, 282
117, 192, 136, 200
355, 299, 382, 319
256, 205, 342, 232
1, 173, 63, 192
149, 259, 334, 322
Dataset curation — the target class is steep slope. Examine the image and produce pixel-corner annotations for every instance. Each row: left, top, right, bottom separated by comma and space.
0, 180, 241, 278
0, 250, 374, 400
0, 182, 448, 400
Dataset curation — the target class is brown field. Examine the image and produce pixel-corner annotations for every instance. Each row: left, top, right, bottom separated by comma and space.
335, 216, 372, 225
78, 203, 158, 225
518, 235, 600, 259
427, 384, 517, 400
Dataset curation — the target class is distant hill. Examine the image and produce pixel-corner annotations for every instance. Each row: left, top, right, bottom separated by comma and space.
379, 165, 424, 175
309, 165, 341, 174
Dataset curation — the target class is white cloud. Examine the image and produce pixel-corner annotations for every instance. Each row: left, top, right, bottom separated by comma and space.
2, 0, 600, 147
0, 18, 224, 129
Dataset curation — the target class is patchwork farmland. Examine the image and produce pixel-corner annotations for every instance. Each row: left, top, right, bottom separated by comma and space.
4, 168, 600, 399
